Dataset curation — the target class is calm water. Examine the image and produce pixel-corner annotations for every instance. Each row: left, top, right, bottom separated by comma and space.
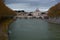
9, 19, 60, 40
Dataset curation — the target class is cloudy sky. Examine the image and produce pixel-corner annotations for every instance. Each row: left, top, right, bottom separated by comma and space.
5, 0, 60, 12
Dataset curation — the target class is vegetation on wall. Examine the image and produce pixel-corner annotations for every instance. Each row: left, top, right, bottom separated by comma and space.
0, 0, 16, 21
47, 3, 60, 18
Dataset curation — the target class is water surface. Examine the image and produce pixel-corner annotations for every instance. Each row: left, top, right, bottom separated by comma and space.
9, 19, 60, 40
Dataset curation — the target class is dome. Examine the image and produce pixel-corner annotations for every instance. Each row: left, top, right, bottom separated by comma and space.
35, 8, 40, 12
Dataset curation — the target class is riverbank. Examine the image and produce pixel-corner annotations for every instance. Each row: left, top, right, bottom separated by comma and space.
0, 18, 14, 40
44, 17, 60, 24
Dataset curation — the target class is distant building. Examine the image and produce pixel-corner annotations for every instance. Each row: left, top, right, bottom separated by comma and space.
32, 8, 41, 17
16, 10, 28, 17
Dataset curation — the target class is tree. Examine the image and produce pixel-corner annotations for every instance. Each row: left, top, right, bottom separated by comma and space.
0, 0, 16, 20
47, 3, 60, 18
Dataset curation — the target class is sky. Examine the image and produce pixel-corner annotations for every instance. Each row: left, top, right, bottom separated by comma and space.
5, 0, 60, 12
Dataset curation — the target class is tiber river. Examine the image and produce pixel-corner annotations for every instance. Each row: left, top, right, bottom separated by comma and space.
9, 18, 60, 40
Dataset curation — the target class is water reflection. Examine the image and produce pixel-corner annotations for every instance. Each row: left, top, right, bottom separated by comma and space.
48, 23, 60, 40
9, 19, 60, 40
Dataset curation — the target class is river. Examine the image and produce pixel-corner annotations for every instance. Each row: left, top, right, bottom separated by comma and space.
9, 18, 60, 40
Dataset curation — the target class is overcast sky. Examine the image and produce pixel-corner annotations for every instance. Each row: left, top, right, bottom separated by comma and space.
5, 0, 60, 12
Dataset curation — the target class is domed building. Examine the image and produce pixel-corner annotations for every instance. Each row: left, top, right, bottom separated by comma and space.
32, 8, 41, 17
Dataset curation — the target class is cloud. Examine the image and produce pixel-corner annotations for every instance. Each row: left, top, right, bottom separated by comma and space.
5, 0, 57, 4
5, 0, 59, 11
6, 3, 49, 12
6, 3, 30, 8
